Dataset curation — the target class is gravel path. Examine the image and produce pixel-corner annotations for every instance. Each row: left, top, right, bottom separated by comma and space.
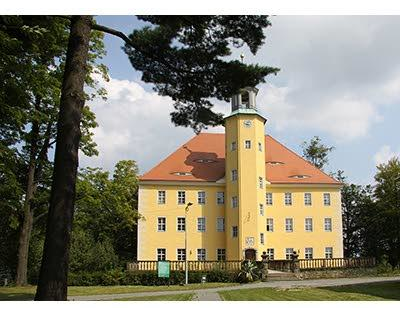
68, 276, 400, 301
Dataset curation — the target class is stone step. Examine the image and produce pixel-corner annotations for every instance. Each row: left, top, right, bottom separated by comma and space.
266, 272, 298, 281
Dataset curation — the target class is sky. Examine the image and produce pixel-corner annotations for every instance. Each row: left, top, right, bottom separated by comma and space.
80, 15, 400, 185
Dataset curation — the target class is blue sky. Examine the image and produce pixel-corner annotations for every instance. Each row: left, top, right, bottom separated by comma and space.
82, 16, 400, 185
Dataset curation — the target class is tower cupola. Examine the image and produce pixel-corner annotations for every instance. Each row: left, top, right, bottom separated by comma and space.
231, 87, 259, 112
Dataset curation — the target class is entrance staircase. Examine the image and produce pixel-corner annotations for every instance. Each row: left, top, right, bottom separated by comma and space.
266, 269, 298, 281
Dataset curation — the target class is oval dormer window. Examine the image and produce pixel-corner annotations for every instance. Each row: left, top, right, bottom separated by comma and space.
171, 172, 192, 176
266, 161, 285, 166
289, 175, 311, 179
193, 159, 216, 163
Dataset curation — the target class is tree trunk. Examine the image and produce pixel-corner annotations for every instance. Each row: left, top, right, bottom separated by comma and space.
34, 15, 92, 301
15, 132, 38, 286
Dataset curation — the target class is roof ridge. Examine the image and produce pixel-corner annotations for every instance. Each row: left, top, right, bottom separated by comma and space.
265, 135, 340, 184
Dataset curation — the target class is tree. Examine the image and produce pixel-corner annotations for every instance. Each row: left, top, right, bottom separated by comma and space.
301, 136, 334, 170
373, 157, 400, 267
35, 15, 279, 300
0, 16, 107, 286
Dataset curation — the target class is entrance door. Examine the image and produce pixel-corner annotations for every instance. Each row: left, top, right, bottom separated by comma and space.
244, 248, 256, 261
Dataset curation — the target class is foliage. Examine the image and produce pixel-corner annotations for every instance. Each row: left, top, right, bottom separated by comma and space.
124, 15, 279, 132
238, 260, 259, 283
301, 136, 335, 170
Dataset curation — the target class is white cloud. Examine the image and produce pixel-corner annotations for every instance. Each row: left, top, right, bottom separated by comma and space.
373, 145, 400, 166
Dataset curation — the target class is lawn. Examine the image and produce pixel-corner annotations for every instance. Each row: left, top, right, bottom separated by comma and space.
113, 293, 194, 301
0, 283, 235, 301
219, 281, 400, 301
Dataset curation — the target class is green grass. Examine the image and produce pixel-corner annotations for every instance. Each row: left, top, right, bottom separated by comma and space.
0, 283, 235, 301
114, 293, 194, 301
219, 281, 400, 301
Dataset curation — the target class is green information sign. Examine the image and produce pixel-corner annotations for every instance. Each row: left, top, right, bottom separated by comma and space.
158, 261, 170, 278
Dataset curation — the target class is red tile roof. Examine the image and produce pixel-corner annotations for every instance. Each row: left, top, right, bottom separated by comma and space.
140, 133, 340, 185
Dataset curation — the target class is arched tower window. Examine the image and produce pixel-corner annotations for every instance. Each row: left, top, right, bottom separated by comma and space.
231, 87, 258, 112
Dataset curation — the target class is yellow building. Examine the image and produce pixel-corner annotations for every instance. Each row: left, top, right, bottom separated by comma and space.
138, 87, 343, 262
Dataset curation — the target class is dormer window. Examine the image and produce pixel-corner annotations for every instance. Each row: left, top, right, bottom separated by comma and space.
193, 159, 216, 163
266, 161, 285, 166
171, 172, 192, 176
289, 174, 311, 179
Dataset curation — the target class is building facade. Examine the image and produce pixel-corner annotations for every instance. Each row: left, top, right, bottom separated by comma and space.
138, 87, 343, 262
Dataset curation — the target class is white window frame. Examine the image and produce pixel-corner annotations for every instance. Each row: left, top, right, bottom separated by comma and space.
232, 226, 238, 238
216, 192, 224, 205
177, 248, 186, 261
158, 190, 166, 204
285, 218, 293, 232
259, 177, 263, 189
197, 217, 206, 232
217, 217, 225, 232
157, 248, 166, 261
325, 247, 333, 259
197, 248, 206, 261
304, 193, 312, 206
245, 140, 251, 149
177, 217, 186, 232
177, 191, 186, 205
305, 218, 313, 232
266, 192, 273, 205
285, 248, 294, 260
232, 196, 238, 208
157, 217, 166, 232
284, 192, 292, 206
198, 191, 206, 204
231, 169, 238, 181
260, 233, 265, 245
324, 218, 332, 232
324, 193, 331, 206
259, 204, 264, 216
217, 249, 226, 261
267, 248, 274, 260
231, 141, 237, 151
266, 218, 274, 232
305, 247, 313, 260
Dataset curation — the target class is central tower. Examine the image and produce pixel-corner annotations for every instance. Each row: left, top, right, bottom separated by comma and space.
224, 87, 267, 260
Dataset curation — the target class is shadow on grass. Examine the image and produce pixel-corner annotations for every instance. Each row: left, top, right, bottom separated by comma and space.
0, 292, 34, 301
322, 281, 400, 300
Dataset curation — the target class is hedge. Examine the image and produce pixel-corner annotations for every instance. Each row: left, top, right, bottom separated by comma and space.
68, 269, 239, 286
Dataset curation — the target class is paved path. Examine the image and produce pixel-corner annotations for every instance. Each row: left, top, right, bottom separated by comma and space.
68, 276, 400, 301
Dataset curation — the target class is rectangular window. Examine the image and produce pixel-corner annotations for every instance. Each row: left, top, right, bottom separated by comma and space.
197, 248, 206, 261
158, 191, 166, 204
304, 193, 312, 206
266, 218, 274, 232
157, 248, 166, 261
258, 142, 262, 152
266, 192, 273, 205
285, 248, 294, 260
197, 217, 206, 232
285, 218, 293, 232
260, 233, 265, 245
177, 217, 185, 232
259, 204, 264, 216
232, 196, 238, 208
324, 218, 332, 232
217, 192, 225, 205
217, 217, 225, 232
217, 249, 226, 261
231, 141, 237, 151
177, 248, 186, 261
231, 169, 238, 181
267, 248, 274, 260
232, 226, 238, 238
305, 218, 313, 232
325, 247, 333, 259
245, 140, 251, 149
198, 191, 206, 204
324, 193, 331, 206
177, 191, 186, 205
259, 177, 263, 189
305, 247, 313, 259
157, 217, 166, 232
285, 192, 292, 206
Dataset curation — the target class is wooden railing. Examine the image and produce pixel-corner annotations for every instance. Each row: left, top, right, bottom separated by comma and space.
127, 257, 376, 272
